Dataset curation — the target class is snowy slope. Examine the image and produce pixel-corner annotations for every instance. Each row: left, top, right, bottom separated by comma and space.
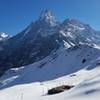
0, 45, 100, 88
0, 39, 100, 98
0, 66, 100, 100
42, 67, 100, 100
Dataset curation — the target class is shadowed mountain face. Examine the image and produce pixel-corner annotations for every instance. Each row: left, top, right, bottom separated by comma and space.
0, 10, 100, 76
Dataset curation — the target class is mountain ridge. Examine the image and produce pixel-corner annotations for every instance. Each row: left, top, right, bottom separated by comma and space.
0, 10, 100, 76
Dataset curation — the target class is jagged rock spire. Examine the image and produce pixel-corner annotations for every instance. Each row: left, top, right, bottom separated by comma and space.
39, 10, 58, 26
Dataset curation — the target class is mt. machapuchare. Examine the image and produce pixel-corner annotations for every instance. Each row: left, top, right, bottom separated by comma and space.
0, 10, 100, 76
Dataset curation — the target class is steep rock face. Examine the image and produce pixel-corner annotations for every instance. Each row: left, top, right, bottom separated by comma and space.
60, 19, 100, 45
0, 10, 100, 76
0, 10, 61, 75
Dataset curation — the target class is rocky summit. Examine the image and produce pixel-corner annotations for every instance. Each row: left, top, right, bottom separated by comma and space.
0, 10, 100, 76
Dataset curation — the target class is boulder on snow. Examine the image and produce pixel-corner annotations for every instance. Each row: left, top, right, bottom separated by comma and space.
48, 85, 74, 95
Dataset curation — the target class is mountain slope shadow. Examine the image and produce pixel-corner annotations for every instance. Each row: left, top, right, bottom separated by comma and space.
0, 45, 100, 90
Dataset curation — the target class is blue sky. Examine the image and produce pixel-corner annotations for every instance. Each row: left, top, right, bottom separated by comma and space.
0, 0, 100, 35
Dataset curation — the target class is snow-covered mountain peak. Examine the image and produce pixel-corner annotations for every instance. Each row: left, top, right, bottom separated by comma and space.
62, 19, 95, 32
63, 19, 84, 26
0, 11, 100, 76
40, 10, 52, 18
39, 10, 58, 26
0, 32, 10, 41
62, 19, 86, 30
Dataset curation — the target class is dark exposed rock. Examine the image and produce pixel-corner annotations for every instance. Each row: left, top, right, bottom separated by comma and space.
48, 85, 74, 95
82, 59, 86, 63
